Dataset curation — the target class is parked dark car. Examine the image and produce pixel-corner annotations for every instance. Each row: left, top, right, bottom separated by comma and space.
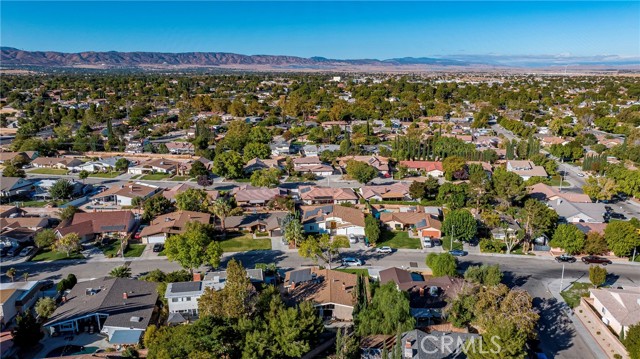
152, 243, 164, 253
604, 206, 613, 213
609, 212, 627, 220
581, 255, 612, 265
555, 254, 577, 263
448, 250, 467, 257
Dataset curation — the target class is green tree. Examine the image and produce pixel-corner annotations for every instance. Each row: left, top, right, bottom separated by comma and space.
334, 327, 359, 359
426, 253, 458, 277
583, 177, 617, 201
6, 267, 16, 282
78, 170, 89, 183
464, 264, 503, 286
250, 168, 281, 188
249, 126, 272, 144
589, 265, 607, 288
345, 160, 378, 184
142, 195, 175, 221
209, 199, 232, 230
109, 265, 132, 278
442, 156, 466, 181
605, 221, 640, 257
1, 163, 25, 178
364, 215, 381, 245
115, 158, 129, 172
189, 160, 209, 178
357, 282, 415, 336
284, 217, 304, 247
584, 232, 609, 255
624, 323, 640, 359
298, 234, 348, 269
198, 259, 253, 319
58, 205, 78, 221
11, 312, 43, 348
492, 167, 525, 205
442, 209, 477, 243
437, 182, 468, 209
34, 297, 57, 320
409, 181, 426, 200
213, 150, 244, 179
49, 179, 74, 200
34, 229, 56, 248
175, 188, 210, 212
549, 224, 585, 255
53, 233, 81, 257
243, 142, 272, 162
165, 222, 221, 273
519, 198, 558, 250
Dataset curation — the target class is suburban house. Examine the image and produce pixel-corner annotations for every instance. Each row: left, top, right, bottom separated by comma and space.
293, 156, 335, 177
399, 161, 444, 177
139, 210, 211, 244
589, 287, 640, 336
284, 267, 360, 321
379, 212, 442, 238
0, 216, 50, 231
44, 278, 158, 346
546, 198, 607, 223
399, 329, 479, 359
1, 227, 37, 249
31, 156, 82, 170
56, 210, 136, 242
69, 156, 125, 173
232, 185, 285, 207
0, 281, 44, 328
0, 151, 37, 165
270, 137, 292, 156
165, 270, 265, 322
32, 179, 90, 200
0, 177, 33, 199
301, 204, 365, 236
299, 186, 358, 205
162, 183, 219, 202
528, 183, 592, 203
127, 158, 179, 175
224, 212, 288, 236
243, 158, 282, 174
360, 183, 412, 201
302, 144, 340, 157
506, 160, 548, 180
165, 141, 195, 155
92, 182, 160, 206
338, 156, 390, 176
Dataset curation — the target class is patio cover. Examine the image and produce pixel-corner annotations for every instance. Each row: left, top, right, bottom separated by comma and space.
109, 329, 144, 345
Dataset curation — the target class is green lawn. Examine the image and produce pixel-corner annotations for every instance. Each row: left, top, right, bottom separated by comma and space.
89, 171, 122, 178
442, 239, 464, 251
29, 168, 68, 175
560, 282, 591, 308
219, 234, 272, 252
377, 231, 421, 249
170, 176, 190, 181
15, 200, 64, 208
30, 248, 84, 262
100, 241, 146, 258
140, 173, 171, 180
335, 268, 369, 276
549, 176, 571, 187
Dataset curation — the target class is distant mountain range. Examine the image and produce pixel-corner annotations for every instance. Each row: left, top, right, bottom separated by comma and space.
1, 47, 638, 71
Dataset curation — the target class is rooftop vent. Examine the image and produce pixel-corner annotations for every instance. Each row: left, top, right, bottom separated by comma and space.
129, 316, 142, 322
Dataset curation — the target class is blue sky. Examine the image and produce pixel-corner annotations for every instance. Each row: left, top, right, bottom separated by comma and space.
2, 1, 639, 59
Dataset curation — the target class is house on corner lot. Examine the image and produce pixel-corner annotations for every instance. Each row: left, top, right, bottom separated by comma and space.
224, 212, 288, 236
284, 267, 361, 321
43, 278, 158, 345
506, 160, 548, 180
139, 210, 211, 244
528, 183, 592, 203
546, 198, 607, 223
301, 205, 365, 236
360, 183, 412, 202
589, 287, 640, 337
299, 186, 358, 205
55, 210, 136, 242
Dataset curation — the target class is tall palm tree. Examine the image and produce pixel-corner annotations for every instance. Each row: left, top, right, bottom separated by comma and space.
109, 265, 132, 278
209, 199, 231, 230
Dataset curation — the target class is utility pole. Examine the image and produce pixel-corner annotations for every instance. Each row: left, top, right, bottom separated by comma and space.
560, 263, 565, 292
633, 246, 638, 263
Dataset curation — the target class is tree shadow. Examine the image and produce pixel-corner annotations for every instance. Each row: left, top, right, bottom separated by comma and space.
533, 296, 577, 358
501, 270, 531, 288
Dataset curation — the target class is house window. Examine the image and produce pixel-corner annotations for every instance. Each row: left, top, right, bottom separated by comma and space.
172, 298, 178, 302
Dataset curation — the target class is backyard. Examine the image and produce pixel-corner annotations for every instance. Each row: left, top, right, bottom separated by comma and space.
376, 230, 421, 249
100, 240, 146, 258
560, 282, 592, 308
218, 233, 272, 252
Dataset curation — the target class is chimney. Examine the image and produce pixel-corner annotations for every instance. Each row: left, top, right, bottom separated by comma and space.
404, 340, 413, 358
123, 292, 128, 300
291, 282, 296, 289
193, 273, 202, 282
419, 287, 424, 297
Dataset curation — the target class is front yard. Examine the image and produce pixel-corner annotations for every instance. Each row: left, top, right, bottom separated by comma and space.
218, 234, 272, 252
100, 240, 146, 258
376, 230, 421, 249
30, 248, 84, 262
140, 173, 171, 181
170, 176, 191, 181
89, 171, 122, 178
560, 282, 592, 308
29, 168, 69, 175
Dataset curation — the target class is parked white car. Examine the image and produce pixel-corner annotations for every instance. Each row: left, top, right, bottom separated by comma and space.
342, 257, 363, 266
375, 246, 393, 254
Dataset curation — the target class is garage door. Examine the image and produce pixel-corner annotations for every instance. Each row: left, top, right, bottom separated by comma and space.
146, 235, 166, 244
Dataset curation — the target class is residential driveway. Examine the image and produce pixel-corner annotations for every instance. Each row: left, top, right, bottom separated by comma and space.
140, 243, 158, 258
270, 236, 292, 252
